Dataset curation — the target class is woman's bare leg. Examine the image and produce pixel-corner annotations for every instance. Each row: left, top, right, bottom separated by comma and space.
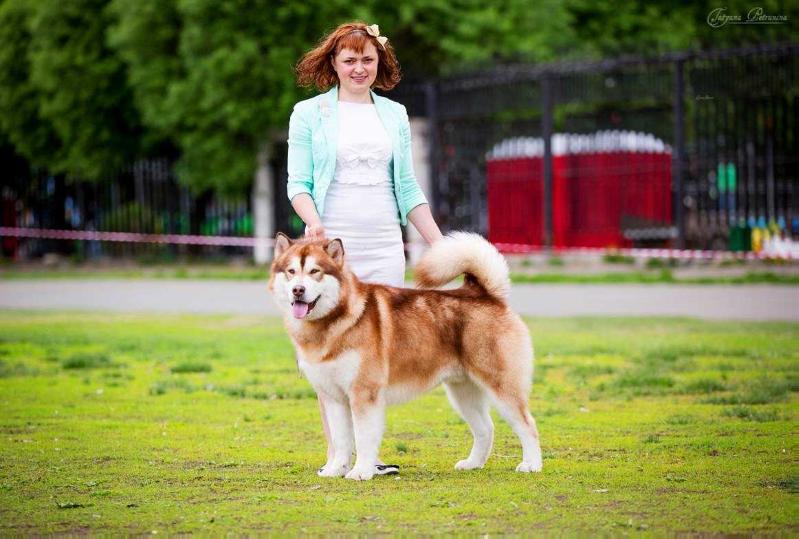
317, 395, 334, 461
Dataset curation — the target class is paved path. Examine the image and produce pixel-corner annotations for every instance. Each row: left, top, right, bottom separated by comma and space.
1, 280, 797, 321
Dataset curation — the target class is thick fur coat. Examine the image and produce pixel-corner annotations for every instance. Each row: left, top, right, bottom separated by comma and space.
268, 232, 542, 480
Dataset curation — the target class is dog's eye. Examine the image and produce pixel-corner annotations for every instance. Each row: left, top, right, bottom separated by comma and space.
287, 269, 295, 275
309, 269, 320, 275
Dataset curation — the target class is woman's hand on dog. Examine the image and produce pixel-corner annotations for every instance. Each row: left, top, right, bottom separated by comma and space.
305, 223, 325, 240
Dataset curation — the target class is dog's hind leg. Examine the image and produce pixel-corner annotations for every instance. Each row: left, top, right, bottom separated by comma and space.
482, 384, 542, 473
444, 379, 494, 470
471, 323, 542, 473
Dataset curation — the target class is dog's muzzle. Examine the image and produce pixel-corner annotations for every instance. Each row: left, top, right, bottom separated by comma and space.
290, 285, 319, 319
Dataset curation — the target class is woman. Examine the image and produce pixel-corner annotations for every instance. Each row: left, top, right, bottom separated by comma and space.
288, 22, 443, 476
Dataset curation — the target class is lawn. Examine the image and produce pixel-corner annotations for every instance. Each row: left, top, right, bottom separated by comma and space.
0, 312, 796, 534
3, 264, 799, 285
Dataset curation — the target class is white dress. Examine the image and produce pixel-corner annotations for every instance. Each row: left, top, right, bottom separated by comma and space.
319, 101, 405, 287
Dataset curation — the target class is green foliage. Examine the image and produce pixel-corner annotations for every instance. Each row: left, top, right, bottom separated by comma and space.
566, 0, 698, 57
565, 0, 799, 58
0, 0, 142, 180
365, 0, 577, 74
107, 0, 348, 194
2, 0, 798, 191
105, 0, 182, 143
0, 0, 65, 169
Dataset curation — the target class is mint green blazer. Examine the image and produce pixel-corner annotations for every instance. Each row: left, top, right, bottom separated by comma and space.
286, 85, 428, 226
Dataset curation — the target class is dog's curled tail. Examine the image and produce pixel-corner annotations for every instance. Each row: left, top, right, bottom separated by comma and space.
415, 232, 510, 300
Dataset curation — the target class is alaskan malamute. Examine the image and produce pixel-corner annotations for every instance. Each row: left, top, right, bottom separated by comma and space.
269, 232, 542, 480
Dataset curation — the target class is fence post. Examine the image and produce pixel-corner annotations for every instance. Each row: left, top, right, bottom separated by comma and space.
424, 82, 440, 224
541, 75, 554, 248
253, 145, 274, 264
673, 58, 686, 249
407, 116, 435, 266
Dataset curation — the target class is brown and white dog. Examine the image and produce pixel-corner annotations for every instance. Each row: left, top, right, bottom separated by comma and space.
268, 232, 542, 480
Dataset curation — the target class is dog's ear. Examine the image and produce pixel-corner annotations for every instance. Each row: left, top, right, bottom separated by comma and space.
273, 233, 293, 259
325, 238, 345, 266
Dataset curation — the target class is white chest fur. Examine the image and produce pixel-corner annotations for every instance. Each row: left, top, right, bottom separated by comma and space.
297, 350, 361, 402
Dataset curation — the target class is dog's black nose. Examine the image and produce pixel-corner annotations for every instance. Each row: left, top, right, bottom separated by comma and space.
292, 285, 305, 298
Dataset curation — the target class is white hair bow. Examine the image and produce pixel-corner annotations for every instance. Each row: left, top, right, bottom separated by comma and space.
365, 24, 388, 50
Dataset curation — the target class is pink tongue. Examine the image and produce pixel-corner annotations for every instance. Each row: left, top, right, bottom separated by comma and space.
292, 301, 310, 319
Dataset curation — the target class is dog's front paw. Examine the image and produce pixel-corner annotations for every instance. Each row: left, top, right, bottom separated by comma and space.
345, 464, 375, 481
454, 459, 484, 471
515, 460, 542, 473
318, 460, 349, 478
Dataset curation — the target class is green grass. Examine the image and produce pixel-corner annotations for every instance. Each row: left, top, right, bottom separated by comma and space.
170, 361, 213, 374
509, 270, 799, 285
4, 266, 799, 285
60, 352, 114, 370
602, 253, 636, 265
0, 312, 797, 534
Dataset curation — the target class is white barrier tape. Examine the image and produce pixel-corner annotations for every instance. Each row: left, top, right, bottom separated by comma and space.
2, 227, 793, 260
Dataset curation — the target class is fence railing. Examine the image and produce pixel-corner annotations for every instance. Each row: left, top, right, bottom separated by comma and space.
2, 44, 797, 260
387, 42, 799, 252
1, 158, 253, 260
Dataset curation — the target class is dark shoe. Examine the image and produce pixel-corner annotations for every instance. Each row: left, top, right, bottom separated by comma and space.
318, 464, 399, 476
374, 464, 399, 476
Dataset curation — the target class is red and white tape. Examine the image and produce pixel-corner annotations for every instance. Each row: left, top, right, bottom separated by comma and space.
0, 227, 261, 247
1, 227, 794, 260
493, 242, 791, 260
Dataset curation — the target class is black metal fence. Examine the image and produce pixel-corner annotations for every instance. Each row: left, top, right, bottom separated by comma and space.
1, 159, 253, 260
3, 43, 797, 259
387, 42, 799, 250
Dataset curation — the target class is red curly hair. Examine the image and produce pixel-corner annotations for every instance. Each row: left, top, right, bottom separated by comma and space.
295, 21, 402, 92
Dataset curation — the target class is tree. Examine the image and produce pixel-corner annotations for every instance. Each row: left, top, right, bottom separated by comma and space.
2, 0, 796, 195
353, 0, 578, 76
0, 0, 143, 181
104, 0, 183, 154
0, 0, 65, 171
108, 0, 360, 195
106, 0, 579, 194
565, 0, 798, 58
